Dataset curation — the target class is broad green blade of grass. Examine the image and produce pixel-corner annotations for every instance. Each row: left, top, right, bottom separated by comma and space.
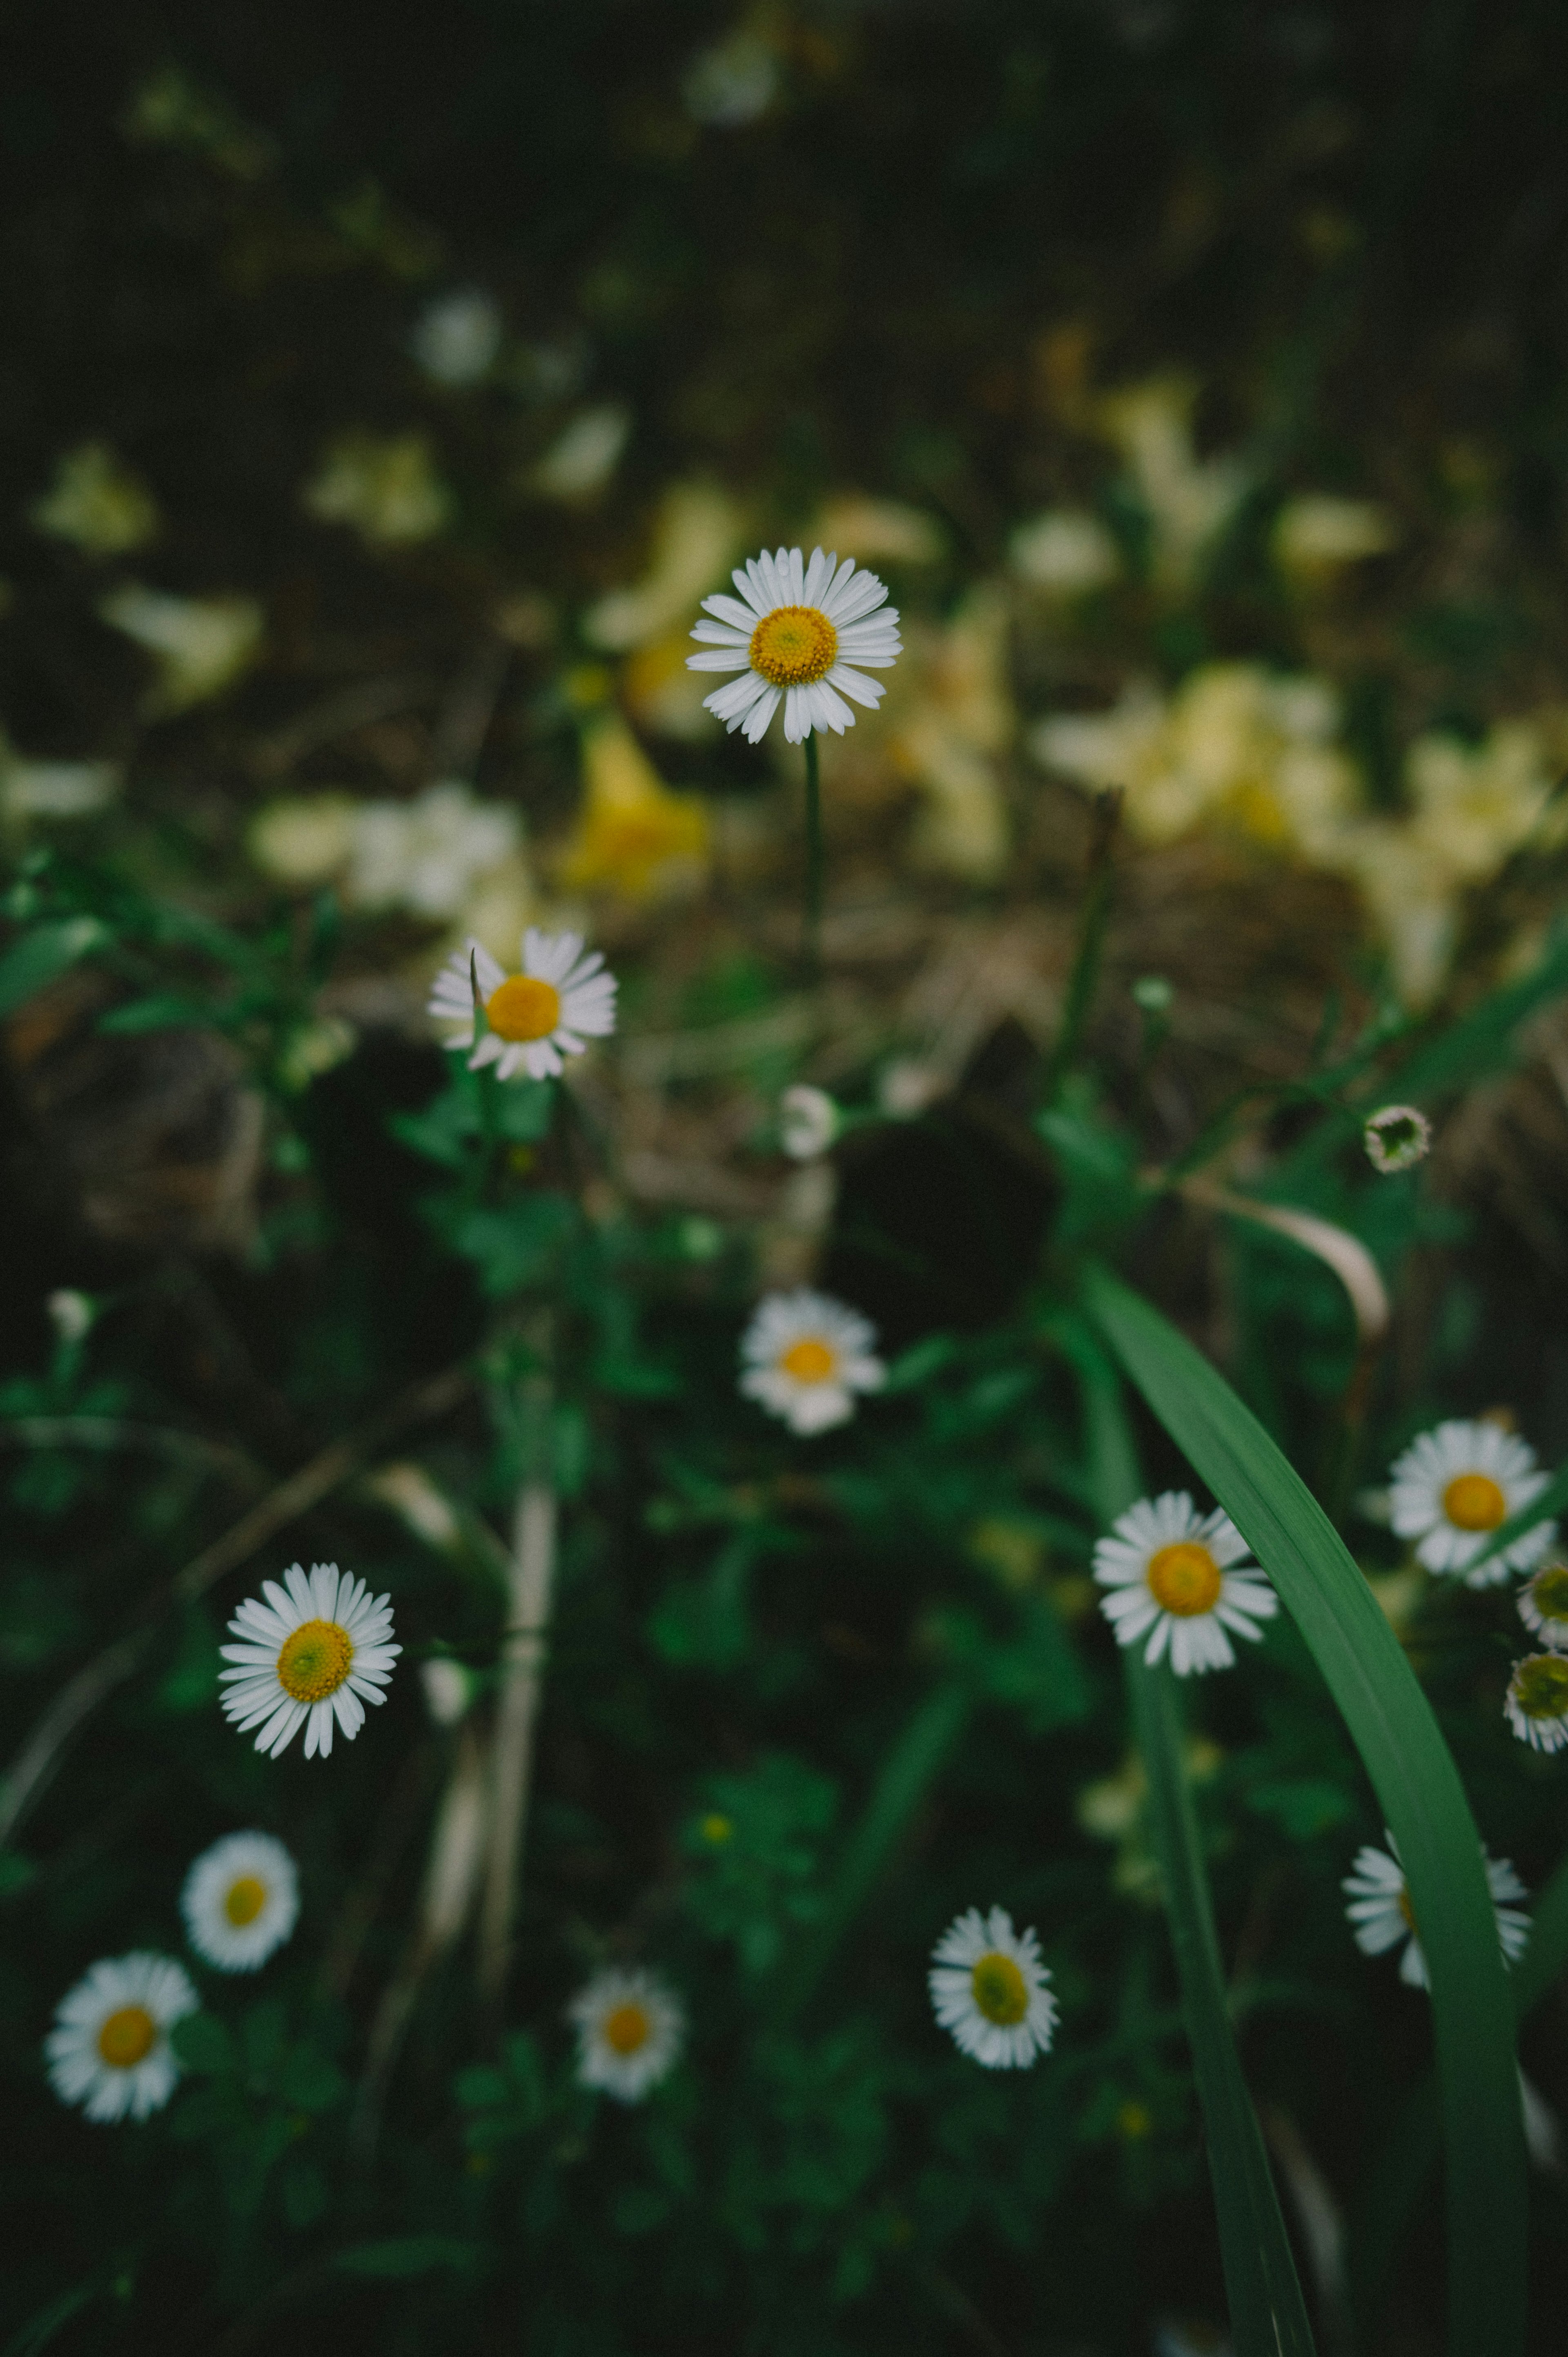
1051, 1309, 1316, 2355
1127, 1650, 1318, 2357
1081, 1262, 1527, 2357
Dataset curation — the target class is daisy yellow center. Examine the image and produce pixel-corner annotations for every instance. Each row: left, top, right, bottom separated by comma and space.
1145, 1542, 1223, 1618
603, 2002, 651, 2055
1531, 1565, 1568, 1623
970, 1952, 1029, 2027
749, 605, 838, 688
780, 1337, 837, 1383
486, 975, 561, 1043
1516, 1654, 1568, 1718
224, 1876, 268, 1927
1397, 1885, 1418, 1935
1442, 1472, 1507, 1531
276, 1619, 355, 1703
97, 2005, 157, 2069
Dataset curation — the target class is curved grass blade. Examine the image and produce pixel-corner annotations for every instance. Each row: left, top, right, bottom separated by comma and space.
1128, 1649, 1317, 2357
1081, 1261, 1526, 2357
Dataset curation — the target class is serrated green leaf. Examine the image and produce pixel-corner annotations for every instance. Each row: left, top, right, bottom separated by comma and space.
1082, 1260, 1526, 2357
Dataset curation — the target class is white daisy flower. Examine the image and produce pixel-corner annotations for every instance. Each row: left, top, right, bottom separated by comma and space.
738, 1288, 886, 1436
686, 544, 901, 746
1519, 1563, 1568, 1652
1387, 1418, 1555, 1583
1093, 1492, 1278, 1677
1343, 1831, 1530, 1988
779, 1084, 840, 1160
929, 1906, 1058, 2069
218, 1561, 400, 1761
181, 1831, 299, 1973
1363, 1104, 1432, 1174
428, 927, 617, 1082
568, 1967, 684, 2103
45, 1952, 198, 2123
1505, 1652, 1568, 1753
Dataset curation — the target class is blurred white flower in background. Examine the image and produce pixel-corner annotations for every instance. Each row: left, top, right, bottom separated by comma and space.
1098, 379, 1250, 587
891, 584, 1013, 882
98, 584, 265, 714
347, 781, 521, 918
410, 287, 503, 387
304, 432, 452, 545
585, 481, 744, 653
1009, 508, 1121, 595
0, 729, 120, 825
528, 404, 631, 501
682, 31, 780, 127
30, 442, 160, 556
1274, 493, 1398, 582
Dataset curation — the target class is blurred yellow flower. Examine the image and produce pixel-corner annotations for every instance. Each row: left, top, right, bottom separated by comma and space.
559, 715, 710, 901
0, 732, 120, 826
1274, 494, 1398, 581
30, 443, 160, 556
98, 584, 265, 714
1032, 662, 1356, 859
303, 433, 451, 546
891, 585, 1013, 883
1097, 379, 1249, 587
584, 482, 744, 653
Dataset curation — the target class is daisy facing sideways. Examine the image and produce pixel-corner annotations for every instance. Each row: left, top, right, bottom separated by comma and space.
1343, 1832, 1530, 1988
739, 1288, 886, 1436
929, 1906, 1058, 2069
687, 545, 901, 745
569, 1967, 684, 2103
182, 1831, 299, 1972
46, 1952, 198, 2122
1094, 1492, 1278, 1676
1517, 1561, 1568, 1651
1387, 1417, 1555, 1584
428, 928, 617, 1082
219, 1562, 400, 1760
1505, 1652, 1568, 1753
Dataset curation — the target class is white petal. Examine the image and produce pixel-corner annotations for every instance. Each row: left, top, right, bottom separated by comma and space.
740, 687, 781, 743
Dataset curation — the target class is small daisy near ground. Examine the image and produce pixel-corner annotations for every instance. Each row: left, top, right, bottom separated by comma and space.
1342, 1832, 1530, 1988
1505, 1652, 1568, 1753
738, 1288, 886, 1435
182, 1832, 299, 1972
1363, 1104, 1432, 1173
219, 1562, 399, 1760
687, 545, 901, 745
569, 1967, 684, 2103
1093, 1492, 1278, 1676
428, 928, 617, 1082
1518, 1562, 1568, 1651
929, 1906, 1057, 2069
1387, 1418, 1554, 1583
46, 1953, 199, 2123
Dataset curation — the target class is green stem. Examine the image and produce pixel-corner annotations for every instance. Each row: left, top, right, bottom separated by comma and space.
803, 731, 823, 979
1127, 1650, 1317, 2357
1041, 787, 1121, 1108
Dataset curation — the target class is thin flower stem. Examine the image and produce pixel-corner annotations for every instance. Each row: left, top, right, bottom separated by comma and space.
1040, 787, 1122, 1108
803, 731, 823, 979
477, 1312, 557, 2010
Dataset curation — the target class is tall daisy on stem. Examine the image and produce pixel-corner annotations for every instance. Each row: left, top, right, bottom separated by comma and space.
688, 546, 900, 971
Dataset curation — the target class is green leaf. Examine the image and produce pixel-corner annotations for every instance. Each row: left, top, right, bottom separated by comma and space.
96, 993, 212, 1034
0, 919, 107, 1018
170, 2011, 237, 2076
1082, 1261, 1527, 2357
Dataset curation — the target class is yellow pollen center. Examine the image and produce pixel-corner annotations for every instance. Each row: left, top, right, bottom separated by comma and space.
780, 1337, 837, 1383
1146, 1542, 1224, 1617
1517, 1654, 1568, 1717
603, 2002, 651, 2056
1442, 1472, 1507, 1531
970, 1952, 1029, 2027
1532, 1565, 1568, 1623
276, 1619, 355, 1703
224, 1876, 268, 1927
749, 605, 838, 687
98, 2005, 157, 2069
1398, 1885, 1418, 1935
486, 974, 562, 1043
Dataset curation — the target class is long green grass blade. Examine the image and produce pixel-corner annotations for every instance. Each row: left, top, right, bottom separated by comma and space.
1081, 1261, 1526, 2357
1128, 1650, 1318, 2356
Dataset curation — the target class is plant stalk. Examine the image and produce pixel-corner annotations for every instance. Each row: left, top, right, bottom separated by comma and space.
803, 730, 823, 979
1041, 786, 1121, 1107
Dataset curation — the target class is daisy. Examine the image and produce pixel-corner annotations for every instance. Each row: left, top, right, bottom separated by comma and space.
1387, 1418, 1555, 1583
779, 1084, 840, 1160
428, 927, 617, 1082
218, 1561, 400, 1761
1093, 1492, 1278, 1677
568, 1967, 684, 2103
181, 1832, 299, 1973
1520, 1562, 1568, 1651
1505, 1652, 1568, 1753
687, 545, 901, 745
45, 1953, 198, 2123
1363, 1104, 1432, 1174
1343, 1832, 1530, 1987
929, 1906, 1058, 2069
738, 1288, 886, 1436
